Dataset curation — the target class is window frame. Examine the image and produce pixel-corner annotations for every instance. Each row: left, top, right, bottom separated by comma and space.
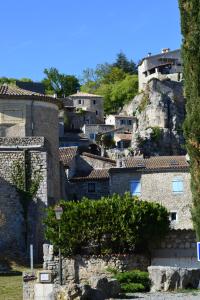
169, 211, 178, 223
130, 179, 141, 196
172, 177, 184, 194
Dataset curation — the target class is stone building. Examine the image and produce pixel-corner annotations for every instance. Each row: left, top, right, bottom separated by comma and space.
138, 49, 182, 91
109, 155, 198, 267
68, 91, 104, 123
109, 155, 192, 230
59, 150, 115, 200
105, 114, 135, 132
0, 84, 61, 259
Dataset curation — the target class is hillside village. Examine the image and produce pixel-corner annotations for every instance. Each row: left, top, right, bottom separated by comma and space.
0, 48, 199, 298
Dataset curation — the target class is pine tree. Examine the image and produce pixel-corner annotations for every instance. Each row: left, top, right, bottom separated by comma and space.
179, 0, 200, 238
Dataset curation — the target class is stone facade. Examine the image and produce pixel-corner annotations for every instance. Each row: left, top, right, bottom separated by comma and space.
105, 115, 136, 132
43, 245, 149, 285
82, 124, 115, 141
151, 230, 199, 268
69, 92, 104, 123
67, 179, 109, 200
138, 49, 182, 91
0, 99, 60, 200
0, 146, 48, 259
109, 168, 192, 230
0, 88, 61, 260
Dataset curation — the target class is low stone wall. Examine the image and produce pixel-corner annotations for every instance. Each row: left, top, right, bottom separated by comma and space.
43, 244, 149, 285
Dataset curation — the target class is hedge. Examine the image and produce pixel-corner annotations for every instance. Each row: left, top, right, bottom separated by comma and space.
44, 193, 170, 256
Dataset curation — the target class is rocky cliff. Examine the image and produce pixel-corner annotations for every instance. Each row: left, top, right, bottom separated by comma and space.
122, 78, 186, 156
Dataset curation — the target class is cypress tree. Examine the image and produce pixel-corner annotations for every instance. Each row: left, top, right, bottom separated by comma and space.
179, 0, 200, 239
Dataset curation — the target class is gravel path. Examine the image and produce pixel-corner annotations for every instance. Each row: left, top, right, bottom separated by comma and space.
113, 291, 200, 299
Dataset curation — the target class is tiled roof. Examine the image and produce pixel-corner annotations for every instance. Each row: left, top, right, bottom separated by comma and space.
123, 156, 189, 170
59, 147, 78, 167
69, 91, 102, 98
0, 84, 61, 106
70, 169, 109, 182
82, 152, 116, 165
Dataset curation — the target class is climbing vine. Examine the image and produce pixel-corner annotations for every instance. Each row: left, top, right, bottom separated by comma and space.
11, 158, 42, 219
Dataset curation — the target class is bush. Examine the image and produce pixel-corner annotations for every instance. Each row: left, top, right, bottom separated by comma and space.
115, 270, 150, 292
121, 282, 145, 293
45, 193, 170, 256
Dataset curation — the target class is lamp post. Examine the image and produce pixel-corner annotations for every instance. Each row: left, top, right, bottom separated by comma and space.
54, 205, 63, 285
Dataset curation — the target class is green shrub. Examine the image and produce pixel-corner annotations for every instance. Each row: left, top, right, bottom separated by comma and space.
115, 270, 150, 292
45, 193, 170, 256
121, 282, 145, 293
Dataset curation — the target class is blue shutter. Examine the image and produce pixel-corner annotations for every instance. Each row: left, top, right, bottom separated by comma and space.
130, 181, 141, 196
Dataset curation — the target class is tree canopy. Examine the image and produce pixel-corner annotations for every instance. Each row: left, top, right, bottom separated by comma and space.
81, 52, 138, 114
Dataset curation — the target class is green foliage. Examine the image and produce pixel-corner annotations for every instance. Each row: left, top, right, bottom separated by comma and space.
112, 269, 150, 293
137, 93, 149, 113
96, 133, 115, 149
113, 52, 137, 75
11, 159, 42, 219
148, 126, 163, 142
0, 77, 32, 85
179, 0, 200, 238
121, 282, 145, 293
42, 67, 80, 97
45, 193, 170, 256
81, 52, 138, 114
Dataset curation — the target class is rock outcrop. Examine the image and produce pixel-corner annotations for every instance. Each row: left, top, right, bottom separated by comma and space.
148, 266, 200, 292
122, 78, 186, 156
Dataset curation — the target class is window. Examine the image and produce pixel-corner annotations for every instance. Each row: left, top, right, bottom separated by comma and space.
169, 211, 178, 222
120, 119, 124, 125
78, 100, 81, 104
130, 180, 141, 196
96, 110, 98, 115
128, 120, 132, 125
93, 100, 96, 105
172, 177, 183, 193
88, 182, 96, 193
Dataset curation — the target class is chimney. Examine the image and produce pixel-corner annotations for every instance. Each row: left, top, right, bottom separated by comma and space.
148, 52, 152, 57
161, 48, 170, 54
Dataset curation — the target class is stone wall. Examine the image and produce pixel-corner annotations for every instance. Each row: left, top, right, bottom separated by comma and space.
0, 148, 48, 259
43, 244, 149, 285
110, 169, 192, 230
67, 179, 109, 200
151, 230, 199, 268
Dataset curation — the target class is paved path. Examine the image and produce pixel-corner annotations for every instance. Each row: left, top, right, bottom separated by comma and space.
113, 291, 200, 299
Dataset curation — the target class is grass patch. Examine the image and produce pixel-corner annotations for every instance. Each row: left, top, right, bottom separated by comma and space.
0, 275, 22, 300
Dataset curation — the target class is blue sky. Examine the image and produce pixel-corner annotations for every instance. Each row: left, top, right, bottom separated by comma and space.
1, 0, 181, 81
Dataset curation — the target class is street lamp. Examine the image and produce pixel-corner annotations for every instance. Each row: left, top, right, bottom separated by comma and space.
54, 205, 63, 285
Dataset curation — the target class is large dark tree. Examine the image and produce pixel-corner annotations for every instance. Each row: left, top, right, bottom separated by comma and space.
113, 51, 137, 75
179, 0, 200, 238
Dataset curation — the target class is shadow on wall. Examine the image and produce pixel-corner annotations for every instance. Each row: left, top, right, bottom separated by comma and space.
0, 177, 25, 259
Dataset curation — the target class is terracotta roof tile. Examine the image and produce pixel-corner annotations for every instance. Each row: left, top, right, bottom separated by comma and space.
0, 84, 61, 106
70, 169, 109, 182
82, 152, 116, 165
69, 91, 102, 98
124, 156, 189, 170
59, 147, 78, 167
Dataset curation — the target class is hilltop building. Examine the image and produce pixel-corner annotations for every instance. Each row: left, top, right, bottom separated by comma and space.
138, 49, 182, 91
